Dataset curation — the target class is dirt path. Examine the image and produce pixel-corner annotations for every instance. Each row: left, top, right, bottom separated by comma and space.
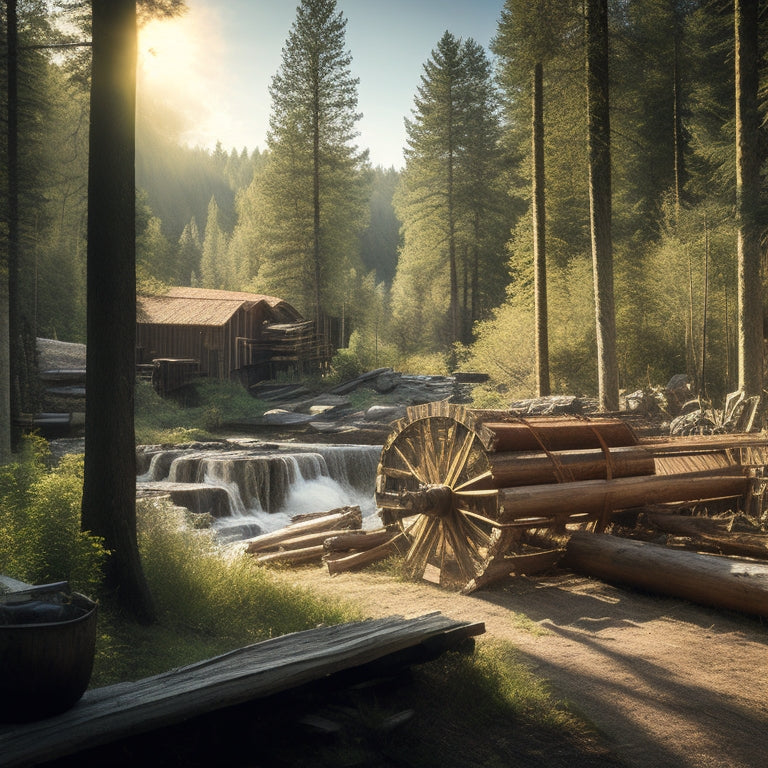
282, 566, 768, 768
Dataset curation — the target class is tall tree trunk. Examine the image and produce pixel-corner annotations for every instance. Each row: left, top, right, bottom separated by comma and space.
532, 61, 550, 397
586, 0, 619, 411
312, 71, 322, 334
735, 0, 763, 398
672, 11, 685, 221
82, 0, 154, 623
448, 108, 459, 363
1, 0, 18, 463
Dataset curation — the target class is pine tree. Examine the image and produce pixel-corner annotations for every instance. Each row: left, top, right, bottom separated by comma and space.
176, 217, 202, 285
254, 0, 370, 329
199, 196, 231, 289
494, 0, 580, 396
393, 32, 509, 362
82, 0, 155, 623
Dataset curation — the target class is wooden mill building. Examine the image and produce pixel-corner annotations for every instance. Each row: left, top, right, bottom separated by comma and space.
136, 287, 327, 391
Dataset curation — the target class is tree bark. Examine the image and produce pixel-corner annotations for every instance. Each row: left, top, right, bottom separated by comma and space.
586, 0, 619, 412
672, 13, 685, 220
82, 0, 154, 623
1, 0, 19, 463
735, 0, 763, 399
532, 61, 550, 397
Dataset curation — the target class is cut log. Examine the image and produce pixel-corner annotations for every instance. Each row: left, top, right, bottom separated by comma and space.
486, 445, 656, 488
499, 472, 749, 525
325, 537, 403, 575
0, 613, 484, 767
694, 532, 768, 560
254, 545, 326, 565
478, 416, 639, 452
462, 549, 565, 594
248, 528, 361, 555
564, 531, 768, 618
323, 529, 395, 553
290, 506, 363, 525
244, 508, 361, 555
643, 512, 733, 536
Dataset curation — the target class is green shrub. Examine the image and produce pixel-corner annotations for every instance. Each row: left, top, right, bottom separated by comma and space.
0, 437, 106, 595
328, 347, 364, 383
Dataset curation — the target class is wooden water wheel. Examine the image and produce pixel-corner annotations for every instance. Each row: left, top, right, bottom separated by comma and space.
375, 403, 757, 592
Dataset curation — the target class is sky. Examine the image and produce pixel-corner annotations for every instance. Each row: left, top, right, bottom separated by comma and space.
137, 0, 506, 169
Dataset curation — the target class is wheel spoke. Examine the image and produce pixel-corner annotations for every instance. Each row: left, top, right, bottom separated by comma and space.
394, 444, 427, 485
454, 469, 493, 491
445, 428, 476, 487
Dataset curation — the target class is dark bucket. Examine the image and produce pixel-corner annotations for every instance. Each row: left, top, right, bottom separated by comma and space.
0, 592, 98, 722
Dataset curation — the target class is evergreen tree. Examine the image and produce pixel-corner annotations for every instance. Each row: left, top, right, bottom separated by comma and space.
176, 216, 202, 285
493, 0, 581, 397
137, 215, 173, 285
82, 0, 154, 623
199, 196, 231, 289
392, 32, 509, 362
359, 166, 401, 285
254, 0, 370, 330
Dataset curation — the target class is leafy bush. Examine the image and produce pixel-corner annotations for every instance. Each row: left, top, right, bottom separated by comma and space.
328, 346, 365, 384
0, 437, 106, 595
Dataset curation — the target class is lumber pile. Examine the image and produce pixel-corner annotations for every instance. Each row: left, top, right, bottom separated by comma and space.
244, 506, 404, 574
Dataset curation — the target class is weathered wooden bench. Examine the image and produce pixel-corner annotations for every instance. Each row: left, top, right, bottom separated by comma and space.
0, 611, 484, 767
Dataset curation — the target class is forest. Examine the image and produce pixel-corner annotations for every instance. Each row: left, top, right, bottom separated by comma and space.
1, 0, 766, 411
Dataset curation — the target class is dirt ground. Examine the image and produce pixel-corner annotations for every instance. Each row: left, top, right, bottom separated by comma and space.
282, 564, 768, 768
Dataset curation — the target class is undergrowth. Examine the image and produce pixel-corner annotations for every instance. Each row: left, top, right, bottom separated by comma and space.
0, 436, 106, 594
91, 500, 360, 686
134, 379, 268, 444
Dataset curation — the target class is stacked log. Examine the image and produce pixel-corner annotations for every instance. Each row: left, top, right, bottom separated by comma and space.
641, 509, 768, 560
324, 529, 406, 575
374, 402, 768, 595
245, 507, 362, 565
243, 507, 404, 573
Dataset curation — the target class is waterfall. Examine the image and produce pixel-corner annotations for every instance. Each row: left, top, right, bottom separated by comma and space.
136, 443, 382, 541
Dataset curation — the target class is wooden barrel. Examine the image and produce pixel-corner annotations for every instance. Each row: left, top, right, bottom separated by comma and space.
0, 593, 97, 722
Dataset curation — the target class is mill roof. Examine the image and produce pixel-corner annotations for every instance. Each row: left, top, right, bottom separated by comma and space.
137, 287, 303, 327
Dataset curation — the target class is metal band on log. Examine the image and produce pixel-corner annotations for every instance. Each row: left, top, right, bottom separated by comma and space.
375, 403, 767, 591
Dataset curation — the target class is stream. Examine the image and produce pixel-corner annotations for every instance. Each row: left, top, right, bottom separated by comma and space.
136, 440, 382, 542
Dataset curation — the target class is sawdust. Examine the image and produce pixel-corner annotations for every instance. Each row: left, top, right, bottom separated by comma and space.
282, 564, 768, 768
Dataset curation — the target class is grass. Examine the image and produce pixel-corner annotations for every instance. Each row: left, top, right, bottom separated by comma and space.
80, 501, 618, 767
2, 383, 617, 764
90, 500, 360, 686
134, 379, 269, 444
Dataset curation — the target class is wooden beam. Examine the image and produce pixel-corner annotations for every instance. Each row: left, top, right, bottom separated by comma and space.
0, 613, 484, 767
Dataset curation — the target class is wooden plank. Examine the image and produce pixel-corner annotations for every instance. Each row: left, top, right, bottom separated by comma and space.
0, 613, 484, 768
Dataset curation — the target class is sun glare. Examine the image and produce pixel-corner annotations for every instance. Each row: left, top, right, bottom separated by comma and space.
137, 10, 232, 148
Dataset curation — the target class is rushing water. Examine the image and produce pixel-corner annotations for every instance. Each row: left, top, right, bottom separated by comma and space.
137, 442, 382, 542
